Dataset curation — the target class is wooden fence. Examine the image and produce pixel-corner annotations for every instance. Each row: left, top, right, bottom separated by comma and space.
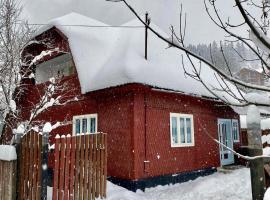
18, 131, 42, 200
53, 133, 107, 200
0, 160, 16, 200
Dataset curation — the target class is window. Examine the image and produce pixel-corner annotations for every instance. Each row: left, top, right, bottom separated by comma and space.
170, 113, 195, 147
35, 53, 75, 84
232, 119, 240, 142
73, 114, 97, 135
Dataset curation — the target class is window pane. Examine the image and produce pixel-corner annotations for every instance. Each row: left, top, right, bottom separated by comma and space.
233, 122, 239, 141
36, 54, 75, 84
90, 117, 96, 133
82, 118, 87, 133
180, 118, 185, 143
171, 117, 178, 144
75, 119, 80, 134
186, 118, 192, 143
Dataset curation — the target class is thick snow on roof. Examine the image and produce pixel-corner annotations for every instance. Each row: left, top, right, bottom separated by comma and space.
35, 12, 241, 103
240, 115, 270, 130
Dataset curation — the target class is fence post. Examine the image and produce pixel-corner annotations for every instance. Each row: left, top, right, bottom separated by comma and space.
14, 133, 23, 200
247, 105, 266, 200
41, 132, 49, 200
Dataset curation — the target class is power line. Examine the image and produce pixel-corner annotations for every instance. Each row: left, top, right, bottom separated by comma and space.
15, 22, 144, 29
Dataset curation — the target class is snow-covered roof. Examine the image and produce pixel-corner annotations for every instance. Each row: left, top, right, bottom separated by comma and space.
33, 12, 241, 103
240, 115, 270, 130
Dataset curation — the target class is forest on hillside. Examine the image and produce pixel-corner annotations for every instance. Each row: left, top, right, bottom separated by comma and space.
187, 41, 259, 74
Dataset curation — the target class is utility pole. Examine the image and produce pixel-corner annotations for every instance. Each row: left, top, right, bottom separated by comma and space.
145, 12, 151, 60
247, 105, 266, 200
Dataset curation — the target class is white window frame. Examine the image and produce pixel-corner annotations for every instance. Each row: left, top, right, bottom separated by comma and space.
72, 114, 98, 135
170, 113, 195, 147
232, 119, 240, 143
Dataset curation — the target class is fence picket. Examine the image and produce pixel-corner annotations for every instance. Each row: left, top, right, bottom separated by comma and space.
88, 135, 93, 200
51, 133, 107, 200
69, 137, 76, 200
100, 134, 104, 198
29, 133, 34, 199
96, 134, 101, 197
104, 134, 107, 198
74, 135, 80, 200
84, 134, 89, 199
0, 160, 2, 200
92, 134, 97, 200
79, 135, 85, 200
32, 133, 37, 200
53, 135, 60, 200
64, 135, 71, 200
24, 133, 29, 199
16, 131, 43, 200
59, 136, 66, 200
19, 136, 25, 200
37, 134, 42, 200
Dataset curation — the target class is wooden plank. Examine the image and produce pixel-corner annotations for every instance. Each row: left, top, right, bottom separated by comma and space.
0, 161, 2, 200
24, 133, 30, 200
2, 161, 5, 200
29, 132, 34, 200
69, 136, 76, 200
104, 134, 107, 198
6, 161, 16, 200
100, 134, 105, 198
3, 161, 7, 199
36, 134, 42, 200
92, 134, 97, 200
64, 135, 72, 200
59, 136, 66, 200
32, 133, 38, 200
53, 135, 60, 200
74, 135, 81, 200
88, 135, 93, 200
79, 135, 85, 200
96, 134, 101, 197
3, 162, 7, 200
83, 135, 89, 199
13, 161, 17, 200
19, 137, 26, 200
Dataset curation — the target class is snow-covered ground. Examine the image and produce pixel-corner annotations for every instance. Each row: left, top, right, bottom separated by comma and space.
47, 168, 257, 200
106, 168, 252, 200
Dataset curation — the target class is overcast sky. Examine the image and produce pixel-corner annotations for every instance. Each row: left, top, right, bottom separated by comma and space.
22, 0, 244, 44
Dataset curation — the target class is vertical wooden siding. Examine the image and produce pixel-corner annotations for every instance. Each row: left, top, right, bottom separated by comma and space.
53, 133, 107, 200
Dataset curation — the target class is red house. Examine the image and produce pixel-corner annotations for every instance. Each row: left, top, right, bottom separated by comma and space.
12, 13, 242, 191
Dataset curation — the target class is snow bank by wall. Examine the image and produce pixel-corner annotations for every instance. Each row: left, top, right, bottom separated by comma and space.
0, 145, 17, 161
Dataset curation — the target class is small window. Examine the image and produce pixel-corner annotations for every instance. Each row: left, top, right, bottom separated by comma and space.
232, 119, 240, 142
170, 113, 195, 147
35, 53, 75, 84
73, 114, 98, 135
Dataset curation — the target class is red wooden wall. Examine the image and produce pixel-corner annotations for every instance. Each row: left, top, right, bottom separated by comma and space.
132, 89, 239, 180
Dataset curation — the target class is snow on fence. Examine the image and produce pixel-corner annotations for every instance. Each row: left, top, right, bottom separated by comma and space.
0, 145, 17, 200
262, 130, 270, 148
53, 133, 107, 200
18, 131, 42, 200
